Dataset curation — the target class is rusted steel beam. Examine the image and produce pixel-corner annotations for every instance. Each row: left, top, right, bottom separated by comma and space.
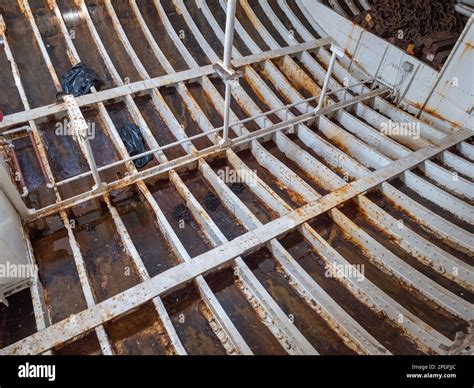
239, 9, 472, 249
244, 62, 472, 300
40, 0, 187, 355
146, 0, 314, 353
26, 131, 52, 189
103, 195, 186, 355
228, 67, 461, 352
80, 0, 253, 355
278, 0, 325, 39
436, 151, 474, 180
457, 141, 474, 161
0, 12, 114, 354
19, 0, 61, 89
0, 129, 470, 356
5, 144, 28, 198
58, 210, 115, 355
22, 227, 51, 355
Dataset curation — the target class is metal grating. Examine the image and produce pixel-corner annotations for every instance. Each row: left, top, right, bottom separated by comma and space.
0, 0, 472, 356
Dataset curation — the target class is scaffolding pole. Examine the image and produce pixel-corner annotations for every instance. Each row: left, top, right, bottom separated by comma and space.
219, 0, 238, 146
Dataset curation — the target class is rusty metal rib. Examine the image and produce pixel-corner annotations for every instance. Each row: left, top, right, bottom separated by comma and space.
0, 11, 114, 355
0, 129, 470, 355
45, 0, 187, 355
0, 0, 472, 357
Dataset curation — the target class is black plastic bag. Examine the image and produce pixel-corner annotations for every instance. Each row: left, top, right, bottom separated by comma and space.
119, 123, 152, 169
60, 63, 101, 97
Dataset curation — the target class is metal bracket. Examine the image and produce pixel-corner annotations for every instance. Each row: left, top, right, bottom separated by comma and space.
330, 44, 345, 59
212, 60, 242, 82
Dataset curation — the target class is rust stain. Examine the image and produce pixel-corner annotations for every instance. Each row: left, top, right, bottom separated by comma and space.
409, 101, 463, 130
423, 107, 462, 130
2, 0, 471, 357
343, 48, 353, 60
460, 42, 473, 59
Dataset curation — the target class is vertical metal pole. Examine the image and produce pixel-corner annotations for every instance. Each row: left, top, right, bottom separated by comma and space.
222, 82, 233, 144
397, 63, 419, 107
371, 45, 389, 89
220, 0, 237, 146
223, 0, 236, 69
81, 134, 103, 191
315, 45, 344, 112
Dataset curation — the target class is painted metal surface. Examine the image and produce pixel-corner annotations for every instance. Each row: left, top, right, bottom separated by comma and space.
0, 0, 472, 356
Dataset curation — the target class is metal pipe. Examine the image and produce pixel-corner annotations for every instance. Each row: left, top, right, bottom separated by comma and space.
223, 0, 236, 68
0, 125, 31, 136
315, 45, 345, 112
397, 63, 420, 107
222, 82, 233, 145
220, 0, 237, 146
8, 145, 28, 198
49, 78, 374, 189
28, 131, 53, 189
371, 45, 390, 89
348, 29, 366, 73
1, 127, 47, 194
82, 134, 104, 191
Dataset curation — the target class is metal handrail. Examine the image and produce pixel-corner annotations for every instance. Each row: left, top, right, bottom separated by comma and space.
51, 77, 376, 189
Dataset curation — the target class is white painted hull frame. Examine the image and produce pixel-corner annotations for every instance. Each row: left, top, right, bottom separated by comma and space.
0, 0, 472, 356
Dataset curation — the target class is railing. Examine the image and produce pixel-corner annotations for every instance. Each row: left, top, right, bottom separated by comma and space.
0, 68, 390, 220
47, 77, 379, 190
